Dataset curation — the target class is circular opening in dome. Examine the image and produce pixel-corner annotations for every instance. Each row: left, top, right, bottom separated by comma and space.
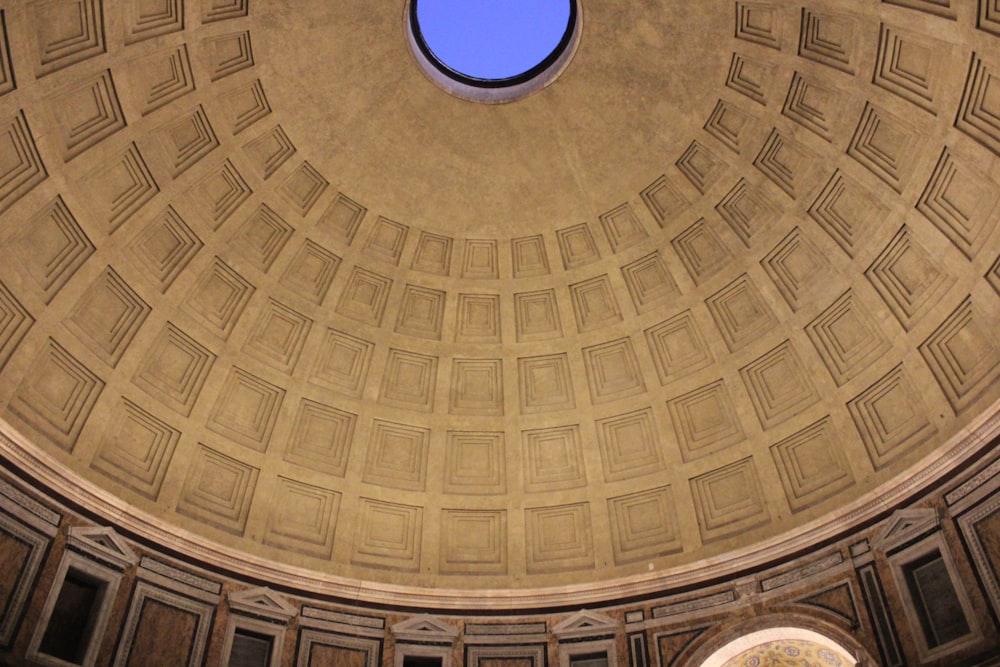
407, 0, 581, 103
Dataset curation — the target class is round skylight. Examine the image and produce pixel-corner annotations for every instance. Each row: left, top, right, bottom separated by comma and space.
407, 0, 580, 102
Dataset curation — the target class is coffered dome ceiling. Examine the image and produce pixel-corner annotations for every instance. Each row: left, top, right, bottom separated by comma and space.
0, 0, 998, 609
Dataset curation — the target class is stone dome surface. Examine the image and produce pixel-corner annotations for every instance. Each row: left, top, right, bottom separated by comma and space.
0, 0, 998, 609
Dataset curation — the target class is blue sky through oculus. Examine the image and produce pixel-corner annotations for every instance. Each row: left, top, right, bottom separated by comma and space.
416, 0, 571, 80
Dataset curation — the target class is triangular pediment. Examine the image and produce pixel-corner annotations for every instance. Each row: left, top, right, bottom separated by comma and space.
552, 610, 619, 640
67, 526, 138, 570
392, 615, 460, 644
229, 586, 298, 622
872, 508, 940, 552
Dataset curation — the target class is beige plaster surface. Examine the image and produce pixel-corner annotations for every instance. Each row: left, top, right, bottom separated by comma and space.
0, 0, 997, 605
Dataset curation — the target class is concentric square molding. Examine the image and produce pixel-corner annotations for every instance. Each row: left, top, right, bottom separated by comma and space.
352, 497, 422, 571
449, 358, 504, 416
91, 398, 179, 500
753, 128, 818, 199
131, 45, 195, 116
667, 379, 746, 461
524, 503, 594, 574
206, 367, 285, 452
279, 161, 328, 216
279, 239, 341, 305
770, 417, 854, 512
219, 79, 271, 134
726, 53, 773, 106
318, 193, 366, 243
917, 147, 1000, 260
809, 169, 886, 258
847, 103, 920, 194
865, 225, 953, 330
176, 443, 259, 535
66, 265, 151, 368
461, 239, 499, 279
378, 348, 438, 413
690, 457, 771, 543
443, 431, 506, 495
672, 218, 734, 285
956, 54, 1000, 156
521, 424, 587, 492
641, 174, 689, 227
761, 227, 837, 313
51, 69, 125, 162
705, 273, 778, 352
132, 322, 215, 416
607, 485, 682, 564
14, 197, 93, 304
704, 99, 753, 154
241, 299, 313, 373
676, 140, 726, 194
599, 202, 647, 252
621, 251, 678, 312
130, 206, 203, 293
847, 363, 936, 469
234, 204, 294, 272
10, 338, 103, 451
740, 340, 820, 431
284, 398, 356, 477
514, 289, 562, 342
511, 234, 550, 277
716, 178, 779, 246
798, 9, 857, 74
581, 337, 646, 404
735, 2, 782, 49
0, 282, 33, 373
518, 353, 575, 413
243, 125, 295, 179
123, 0, 183, 44
919, 296, 1000, 414
82, 142, 157, 234
412, 231, 453, 275
594, 407, 665, 481
363, 216, 409, 265
805, 290, 891, 387
455, 293, 501, 342
205, 30, 254, 80
781, 71, 842, 141
184, 257, 255, 339
874, 24, 946, 114
439, 509, 507, 575
396, 284, 446, 340
362, 419, 430, 491
31, 0, 105, 78
556, 223, 600, 269
309, 327, 373, 398
183, 160, 252, 231
154, 105, 219, 178
335, 266, 392, 326
644, 310, 714, 385
263, 477, 340, 559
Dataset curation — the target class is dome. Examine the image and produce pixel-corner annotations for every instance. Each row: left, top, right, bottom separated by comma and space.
0, 0, 998, 612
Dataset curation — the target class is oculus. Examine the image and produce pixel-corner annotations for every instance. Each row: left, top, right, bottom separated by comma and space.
408, 0, 581, 102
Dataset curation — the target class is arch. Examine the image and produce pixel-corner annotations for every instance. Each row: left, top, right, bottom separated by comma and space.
683, 616, 877, 667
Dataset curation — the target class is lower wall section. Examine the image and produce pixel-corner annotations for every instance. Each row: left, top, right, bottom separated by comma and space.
1, 440, 1000, 667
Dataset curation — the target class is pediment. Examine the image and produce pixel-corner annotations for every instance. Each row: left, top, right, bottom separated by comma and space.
67, 526, 138, 570
229, 586, 298, 622
552, 610, 619, 640
871, 508, 941, 553
391, 615, 460, 644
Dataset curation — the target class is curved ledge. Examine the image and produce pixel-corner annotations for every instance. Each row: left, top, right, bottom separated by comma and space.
2, 398, 997, 612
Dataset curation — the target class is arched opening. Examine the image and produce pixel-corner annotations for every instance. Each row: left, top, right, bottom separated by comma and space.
698, 627, 858, 667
